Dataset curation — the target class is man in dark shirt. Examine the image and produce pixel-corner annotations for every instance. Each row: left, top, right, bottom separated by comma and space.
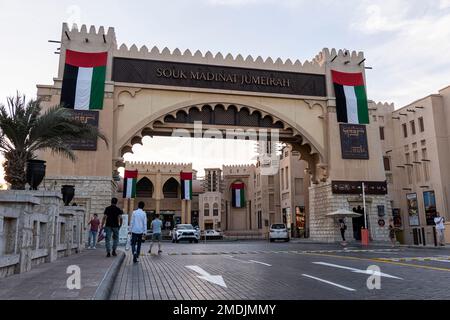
101, 198, 123, 257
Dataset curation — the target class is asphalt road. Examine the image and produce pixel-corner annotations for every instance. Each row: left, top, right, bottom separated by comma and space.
110, 241, 450, 300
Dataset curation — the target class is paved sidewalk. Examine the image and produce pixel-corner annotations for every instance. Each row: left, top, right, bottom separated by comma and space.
0, 249, 119, 300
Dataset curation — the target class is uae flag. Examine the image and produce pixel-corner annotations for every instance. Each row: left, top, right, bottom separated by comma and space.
123, 170, 138, 199
60, 49, 108, 110
232, 183, 246, 208
180, 172, 193, 201
332, 70, 370, 124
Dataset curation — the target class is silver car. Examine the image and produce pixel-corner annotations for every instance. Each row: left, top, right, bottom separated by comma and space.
269, 223, 290, 242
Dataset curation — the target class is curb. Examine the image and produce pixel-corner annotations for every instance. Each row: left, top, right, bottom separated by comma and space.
92, 250, 126, 300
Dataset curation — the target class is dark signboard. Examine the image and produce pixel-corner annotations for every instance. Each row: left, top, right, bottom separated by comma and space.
332, 181, 388, 195
112, 58, 326, 97
69, 110, 99, 151
423, 191, 437, 226
339, 124, 369, 160
392, 208, 402, 228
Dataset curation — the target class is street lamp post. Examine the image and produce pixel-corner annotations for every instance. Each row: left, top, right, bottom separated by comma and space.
361, 182, 369, 246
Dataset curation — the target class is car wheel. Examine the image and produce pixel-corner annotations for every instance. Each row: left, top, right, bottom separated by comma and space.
270, 239, 274, 243
189, 240, 193, 243
194, 239, 199, 243
285, 238, 290, 242
176, 239, 180, 243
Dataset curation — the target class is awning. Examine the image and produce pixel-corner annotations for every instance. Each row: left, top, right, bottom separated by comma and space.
326, 208, 363, 218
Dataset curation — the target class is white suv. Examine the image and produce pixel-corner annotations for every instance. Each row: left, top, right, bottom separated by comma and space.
269, 224, 290, 242
172, 224, 200, 243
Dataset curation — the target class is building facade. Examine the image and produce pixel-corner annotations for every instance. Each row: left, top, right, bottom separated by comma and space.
375, 86, 450, 245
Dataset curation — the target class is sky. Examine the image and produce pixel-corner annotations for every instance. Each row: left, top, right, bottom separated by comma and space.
0, 0, 450, 180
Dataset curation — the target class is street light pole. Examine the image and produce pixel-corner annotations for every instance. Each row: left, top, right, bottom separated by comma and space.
362, 182, 367, 229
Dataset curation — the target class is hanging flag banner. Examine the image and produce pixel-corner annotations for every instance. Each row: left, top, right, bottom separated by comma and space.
123, 170, 138, 199
232, 183, 246, 208
61, 49, 108, 110
332, 70, 369, 125
180, 172, 193, 201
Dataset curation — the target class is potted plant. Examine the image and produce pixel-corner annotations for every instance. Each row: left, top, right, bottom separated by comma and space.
61, 185, 75, 206
26, 159, 47, 190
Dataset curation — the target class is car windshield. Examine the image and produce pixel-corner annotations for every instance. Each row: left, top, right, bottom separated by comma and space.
272, 224, 286, 229
176, 225, 194, 230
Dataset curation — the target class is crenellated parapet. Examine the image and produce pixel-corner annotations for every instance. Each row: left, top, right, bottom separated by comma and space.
60, 23, 365, 76
222, 164, 255, 176
314, 48, 365, 67
125, 161, 192, 174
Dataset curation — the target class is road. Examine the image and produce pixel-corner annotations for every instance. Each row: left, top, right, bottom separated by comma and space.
110, 241, 450, 300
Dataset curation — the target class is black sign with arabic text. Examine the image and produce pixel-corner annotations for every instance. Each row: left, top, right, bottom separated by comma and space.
68, 110, 99, 151
339, 124, 369, 160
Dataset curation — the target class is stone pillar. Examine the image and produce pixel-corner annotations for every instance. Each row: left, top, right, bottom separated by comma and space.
187, 201, 192, 225
31, 192, 62, 263
245, 202, 250, 230
156, 199, 161, 215
181, 200, 186, 224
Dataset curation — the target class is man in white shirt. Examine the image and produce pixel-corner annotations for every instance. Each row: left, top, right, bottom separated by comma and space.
130, 201, 148, 263
434, 212, 446, 246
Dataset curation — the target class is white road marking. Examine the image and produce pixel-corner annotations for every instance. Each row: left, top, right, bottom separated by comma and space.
313, 262, 403, 280
435, 260, 450, 263
302, 274, 356, 292
225, 256, 271, 267
186, 265, 227, 288
249, 260, 272, 267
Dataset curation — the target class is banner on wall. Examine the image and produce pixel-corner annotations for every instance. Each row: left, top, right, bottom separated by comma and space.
407, 193, 420, 226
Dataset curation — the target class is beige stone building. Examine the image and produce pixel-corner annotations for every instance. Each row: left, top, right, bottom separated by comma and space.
199, 168, 224, 231
375, 86, 450, 245
279, 145, 310, 237
117, 162, 194, 235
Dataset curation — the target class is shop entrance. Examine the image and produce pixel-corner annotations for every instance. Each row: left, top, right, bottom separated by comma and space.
352, 205, 365, 241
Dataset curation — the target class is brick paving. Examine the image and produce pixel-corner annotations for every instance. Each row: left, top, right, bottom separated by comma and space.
0, 249, 118, 300
111, 242, 450, 300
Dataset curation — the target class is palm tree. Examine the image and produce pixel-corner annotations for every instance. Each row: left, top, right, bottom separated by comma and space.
0, 94, 108, 190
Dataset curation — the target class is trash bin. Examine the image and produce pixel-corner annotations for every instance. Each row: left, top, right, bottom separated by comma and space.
361, 228, 370, 246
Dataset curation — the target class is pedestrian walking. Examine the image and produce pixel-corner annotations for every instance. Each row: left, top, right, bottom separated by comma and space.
149, 214, 163, 255
339, 219, 347, 244
388, 219, 396, 247
101, 198, 123, 258
434, 212, 446, 246
86, 213, 100, 249
130, 201, 147, 263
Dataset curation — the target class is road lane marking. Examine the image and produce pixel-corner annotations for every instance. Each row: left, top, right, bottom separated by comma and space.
225, 256, 272, 266
302, 252, 450, 272
186, 266, 227, 288
313, 262, 403, 279
249, 260, 272, 267
435, 260, 450, 263
302, 274, 356, 292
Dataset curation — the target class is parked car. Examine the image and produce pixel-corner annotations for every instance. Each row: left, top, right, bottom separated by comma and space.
201, 229, 223, 240
172, 224, 200, 243
269, 223, 290, 242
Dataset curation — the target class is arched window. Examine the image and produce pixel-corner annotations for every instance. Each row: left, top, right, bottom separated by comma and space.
136, 177, 153, 198
213, 203, 219, 216
204, 203, 210, 216
163, 178, 179, 199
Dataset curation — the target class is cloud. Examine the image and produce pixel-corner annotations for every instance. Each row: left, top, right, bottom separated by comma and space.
350, 0, 450, 106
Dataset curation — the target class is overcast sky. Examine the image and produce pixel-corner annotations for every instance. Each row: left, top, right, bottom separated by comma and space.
1, 0, 450, 181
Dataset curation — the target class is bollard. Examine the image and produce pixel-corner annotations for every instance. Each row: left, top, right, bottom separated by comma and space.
361, 228, 370, 246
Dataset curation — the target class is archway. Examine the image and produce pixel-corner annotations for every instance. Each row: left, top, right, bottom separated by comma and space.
115, 102, 328, 184
136, 177, 154, 198
163, 178, 179, 199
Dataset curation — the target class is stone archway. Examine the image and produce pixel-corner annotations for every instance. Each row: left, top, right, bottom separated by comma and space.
114, 101, 329, 184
